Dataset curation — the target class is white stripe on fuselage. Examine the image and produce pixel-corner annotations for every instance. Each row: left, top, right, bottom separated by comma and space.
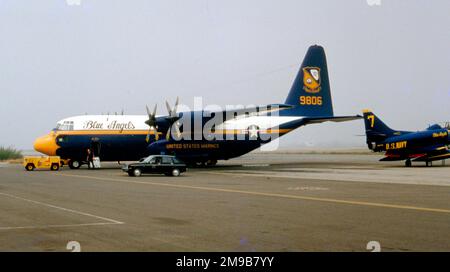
56, 115, 304, 131
217, 116, 301, 130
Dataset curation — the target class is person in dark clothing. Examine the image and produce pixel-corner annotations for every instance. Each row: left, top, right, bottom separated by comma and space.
87, 148, 95, 169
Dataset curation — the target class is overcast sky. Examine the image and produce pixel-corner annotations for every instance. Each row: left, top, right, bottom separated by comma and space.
1, 0, 449, 150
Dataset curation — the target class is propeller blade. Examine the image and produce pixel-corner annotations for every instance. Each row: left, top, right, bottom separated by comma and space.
174, 123, 181, 138
165, 97, 180, 117
145, 104, 160, 142
146, 126, 160, 142
173, 96, 179, 115
165, 101, 172, 116
165, 127, 171, 141
146, 128, 151, 142
152, 104, 157, 117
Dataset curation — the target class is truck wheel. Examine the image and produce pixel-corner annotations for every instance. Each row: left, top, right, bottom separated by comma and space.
25, 164, 35, 171
51, 163, 60, 171
69, 160, 81, 169
171, 168, 180, 177
133, 168, 142, 177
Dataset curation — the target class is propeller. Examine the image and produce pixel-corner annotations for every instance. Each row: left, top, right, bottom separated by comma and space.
164, 97, 181, 140
165, 97, 179, 120
145, 104, 159, 142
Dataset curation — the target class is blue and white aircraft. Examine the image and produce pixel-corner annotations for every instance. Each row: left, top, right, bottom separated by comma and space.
34, 45, 361, 168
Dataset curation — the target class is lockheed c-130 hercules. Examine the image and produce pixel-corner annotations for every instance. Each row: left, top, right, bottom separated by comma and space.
33, 45, 361, 168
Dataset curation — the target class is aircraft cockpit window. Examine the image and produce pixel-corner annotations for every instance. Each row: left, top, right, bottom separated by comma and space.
56, 121, 74, 131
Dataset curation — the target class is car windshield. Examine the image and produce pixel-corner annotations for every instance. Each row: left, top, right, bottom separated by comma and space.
143, 156, 154, 163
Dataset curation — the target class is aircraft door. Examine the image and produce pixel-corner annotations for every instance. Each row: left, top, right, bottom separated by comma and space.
90, 138, 101, 157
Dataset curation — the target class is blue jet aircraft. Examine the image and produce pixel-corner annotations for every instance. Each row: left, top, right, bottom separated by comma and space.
363, 110, 450, 166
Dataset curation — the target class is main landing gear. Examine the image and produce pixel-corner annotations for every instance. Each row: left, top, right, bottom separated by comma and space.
405, 159, 435, 167
188, 159, 218, 168
405, 159, 412, 167
68, 160, 81, 169
206, 159, 218, 166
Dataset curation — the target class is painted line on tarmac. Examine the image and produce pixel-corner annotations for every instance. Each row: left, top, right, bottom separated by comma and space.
0, 222, 120, 231
56, 173, 450, 214
0, 192, 124, 225
205, 170, 450, 187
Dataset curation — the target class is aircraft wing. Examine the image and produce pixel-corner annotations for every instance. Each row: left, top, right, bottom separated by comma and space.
412, 147, 450, 162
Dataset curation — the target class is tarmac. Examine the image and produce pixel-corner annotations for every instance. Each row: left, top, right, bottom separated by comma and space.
0, 153, 449, 251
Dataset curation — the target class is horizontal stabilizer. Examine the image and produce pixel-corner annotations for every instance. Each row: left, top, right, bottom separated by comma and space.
302, 115, 362, 125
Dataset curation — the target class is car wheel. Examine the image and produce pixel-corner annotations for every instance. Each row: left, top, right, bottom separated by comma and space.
26, 164, 35, 171
51, 163, 59, 171
69, 160, 81, 169
133, 168, 142, 177
172, 168, 180, 177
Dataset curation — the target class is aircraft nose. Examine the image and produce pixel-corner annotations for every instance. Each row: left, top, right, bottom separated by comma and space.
33, 134, 58, 156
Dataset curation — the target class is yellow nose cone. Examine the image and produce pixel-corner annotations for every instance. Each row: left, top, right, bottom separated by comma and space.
33, 133, 58, 156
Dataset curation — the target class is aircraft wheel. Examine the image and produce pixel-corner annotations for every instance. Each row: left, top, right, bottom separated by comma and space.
69, 160, 81, 169
405, 159, 412, 167
206, 159, 217, 166
194, 162, 206, 167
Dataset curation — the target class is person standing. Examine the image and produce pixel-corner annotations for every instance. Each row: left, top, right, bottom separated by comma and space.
86, 148, 95, 169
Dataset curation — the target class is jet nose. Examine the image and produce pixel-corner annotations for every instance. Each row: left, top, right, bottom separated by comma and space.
33, 133, 58, 156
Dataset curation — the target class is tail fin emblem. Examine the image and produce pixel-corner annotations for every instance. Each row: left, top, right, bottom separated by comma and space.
303, 67, 321, 93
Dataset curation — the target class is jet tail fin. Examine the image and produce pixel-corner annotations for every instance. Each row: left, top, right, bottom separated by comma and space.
362, 110, 397, 147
